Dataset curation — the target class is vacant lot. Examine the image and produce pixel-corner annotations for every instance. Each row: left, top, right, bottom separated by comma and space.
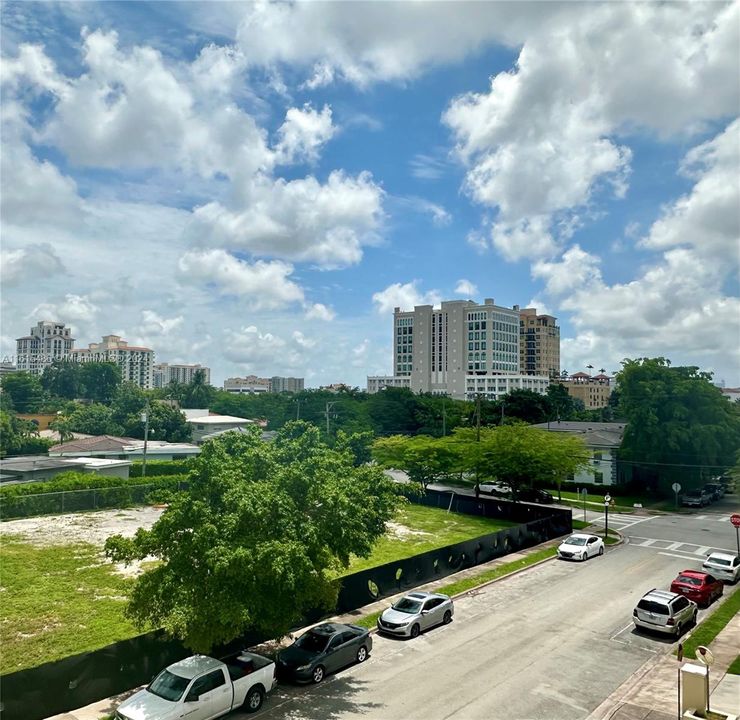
0, 503, 516, 672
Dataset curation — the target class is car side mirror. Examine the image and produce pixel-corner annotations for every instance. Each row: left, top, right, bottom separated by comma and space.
421, 610, 430, 615
186, 693, 200, 703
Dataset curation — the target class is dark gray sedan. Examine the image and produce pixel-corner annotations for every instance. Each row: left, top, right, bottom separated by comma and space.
277, 623, 372, 684
377, 591, 454, 638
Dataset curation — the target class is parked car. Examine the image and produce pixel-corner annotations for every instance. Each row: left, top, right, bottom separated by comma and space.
703, 483, 724, 501
277, 623, 371, 684
681, 488, 709, 508
114, 652, 277, 720
517, 487, 554, 504
556, 533, 604, 561
632, 589, 697, 636
719, 475, 735, 494
669, 570, 723, 607
477, 481, 509, 497
377, 591, 454, 638
703, 552, 740, 584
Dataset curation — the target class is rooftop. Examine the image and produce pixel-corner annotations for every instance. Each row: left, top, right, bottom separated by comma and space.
186, 415, 254, 424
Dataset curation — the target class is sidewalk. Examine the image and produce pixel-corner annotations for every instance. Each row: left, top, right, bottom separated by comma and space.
587, 609, 740, 720
47, 534, 568, 720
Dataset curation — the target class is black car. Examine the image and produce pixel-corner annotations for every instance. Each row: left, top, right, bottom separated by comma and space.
517, 487, 554, 504
277, 623, 372, 684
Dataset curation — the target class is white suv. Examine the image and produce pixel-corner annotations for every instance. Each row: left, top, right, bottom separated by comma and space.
703, 552, 740, 584
633, 589, 697, 636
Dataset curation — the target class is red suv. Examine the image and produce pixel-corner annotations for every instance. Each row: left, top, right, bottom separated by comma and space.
670, 570, 723, 607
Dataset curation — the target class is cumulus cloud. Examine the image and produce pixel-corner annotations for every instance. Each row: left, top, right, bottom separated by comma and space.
1, 244, 65, 286
191, 170, 383, 268
305, 303, 336, 322
31, 294, 99, 326
372, 281, 442, 314
139, 310, 184, 336
275, 103, 335, 164
177, 249, 305, 309
454, 279, 478, 297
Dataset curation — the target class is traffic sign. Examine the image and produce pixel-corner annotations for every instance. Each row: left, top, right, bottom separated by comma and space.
672, 482, 681, 493
731, 513, 740, 529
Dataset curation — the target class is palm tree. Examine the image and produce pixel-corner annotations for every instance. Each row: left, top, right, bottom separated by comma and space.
50, 413, 75, 443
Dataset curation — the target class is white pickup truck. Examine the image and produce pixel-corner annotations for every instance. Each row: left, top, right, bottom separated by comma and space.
114, 651, 277, 720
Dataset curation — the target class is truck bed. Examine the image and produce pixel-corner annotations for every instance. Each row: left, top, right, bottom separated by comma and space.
225, 651, 275, 682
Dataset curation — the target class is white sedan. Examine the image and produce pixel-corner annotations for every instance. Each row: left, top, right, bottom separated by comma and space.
557, 533, 604, 561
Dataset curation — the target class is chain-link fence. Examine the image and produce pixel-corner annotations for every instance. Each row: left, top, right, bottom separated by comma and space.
0, 482, 187, 520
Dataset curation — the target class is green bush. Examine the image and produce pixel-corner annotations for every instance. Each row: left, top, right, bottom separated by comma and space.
129, 459, 194, 477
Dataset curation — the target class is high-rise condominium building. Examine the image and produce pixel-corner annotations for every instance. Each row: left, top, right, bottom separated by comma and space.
223, 375, 305, 394
270, 376, 304, 393
71, 335, 154, 389
519, 308, 560, 377
153, 363, 211, 388
16, 321, 75, 375
388, 299, 549, 401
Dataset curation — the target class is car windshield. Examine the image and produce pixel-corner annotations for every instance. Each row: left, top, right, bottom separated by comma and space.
564, 536, 587, 546
392, 597, 423, 613
707, 556, 731, 567
296, 631, 329, 653
147, 669, 190, 702
676, 575, 702, 586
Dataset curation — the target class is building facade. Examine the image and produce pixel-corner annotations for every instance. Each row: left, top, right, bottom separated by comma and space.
391, 299, 547, 401
153, 363, 211, 388
366, 376, 412, 394
560, 373, 613, 409
270, 376, 304, 393
519, 307, 560, 377
223, 376, 271, 394
71, 335, 154, 389
16, 321, 75, 375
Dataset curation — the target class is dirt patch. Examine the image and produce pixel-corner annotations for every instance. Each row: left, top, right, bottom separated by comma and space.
0, 507, 164, 547
386, 521, 432, 539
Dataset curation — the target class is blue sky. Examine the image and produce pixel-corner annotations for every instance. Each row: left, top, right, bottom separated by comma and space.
2, 1, 738, 387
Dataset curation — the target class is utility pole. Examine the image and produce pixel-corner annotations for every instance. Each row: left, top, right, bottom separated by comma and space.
325, 401, 338, 436
442, 395, 447, 437
476, 394, 481, 442
141, 402, 150, 478
475, 394, 481, 497
501, 400, 505, 425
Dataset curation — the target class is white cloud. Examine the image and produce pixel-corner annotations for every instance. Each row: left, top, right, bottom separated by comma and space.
275, 103, 335, 164
305, 303, 336, 322
372, 281, 441, 314
1, 244, 65, 286
191, 170, 384, 268
454, 279, 478, 297
409, 153, 449, 180
396, 196, 452, 227
177, 249, 304, 309
223, 325, 291, 367
139, 310, 184, 336
292, 330, 316, 349
31, 294, 99, 327
532, 245, 602, 297
351, 339, 370, 367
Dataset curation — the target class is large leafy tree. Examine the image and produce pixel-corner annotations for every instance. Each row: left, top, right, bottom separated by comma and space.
0, 372, 44, 413
617, 358, 740, 492
181, 370, 216, 409
499, 388, 553, 424
68, 403, 123, 436
105, 422, 399, 651
373, 434, 461, 488
79, 362, 121, 404
122, 402, 192, 443
0, 410, 54, 456
111, 382, 148, 427
546, 383, 578, 421
41, 361, 83, 400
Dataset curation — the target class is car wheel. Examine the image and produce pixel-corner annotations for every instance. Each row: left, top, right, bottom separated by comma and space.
598, 546, 604, 556
443, 610, 453, 625
356, 645, 368, 663
243, 686, 264, 713
410, 623, 421, 639
692, 610, 698, 626
312, 665, 325, 684
582, 552, 588, 561
674, 621, 683, 637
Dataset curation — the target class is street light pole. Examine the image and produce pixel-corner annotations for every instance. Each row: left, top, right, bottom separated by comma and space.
141, 402, 150, 478
604, 493, 612, 541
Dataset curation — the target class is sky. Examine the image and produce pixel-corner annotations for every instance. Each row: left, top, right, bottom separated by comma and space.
1, 1, 739, 388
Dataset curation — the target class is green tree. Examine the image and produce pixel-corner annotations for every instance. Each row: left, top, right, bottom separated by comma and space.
41, 360, 82, 400
49, 412, 76, 443
0, 372, 44, 412
617, 358, 740, 493
68, 403, 122, 436
104, 422, 399, 652
546, 383, 578, 420
79, 362, 121, 404
111, 382, 148, 427
499, 388, 553, 424
372, 434, 459, 489
335, 429, 374, 466
181, 370, 216, 409
0, 410, 54, 456
126, 402, 191, 443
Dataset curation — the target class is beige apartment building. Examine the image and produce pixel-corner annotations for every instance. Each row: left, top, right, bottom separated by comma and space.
560, 372, 613, 409
16, 321, 75, 375
71, 335, 154, 389
153, 363, 211, 388
519, 308, 560, 377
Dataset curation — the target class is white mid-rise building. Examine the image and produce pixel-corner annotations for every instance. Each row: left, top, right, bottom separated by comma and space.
388, 299, 549, 401
153, 363, 211, 388
71, 335, 154, 389
366, 376, 411, 394
16, 321, 75, 375
223, 376, 271, 394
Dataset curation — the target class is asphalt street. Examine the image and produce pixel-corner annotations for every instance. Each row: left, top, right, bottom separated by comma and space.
236, 497, 739, 720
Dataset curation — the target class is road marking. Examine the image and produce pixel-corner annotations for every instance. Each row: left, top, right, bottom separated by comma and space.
695, 546, 711, 555
639, 539, 656, 547
658, 552, 705, 561
665, 542, 683, 550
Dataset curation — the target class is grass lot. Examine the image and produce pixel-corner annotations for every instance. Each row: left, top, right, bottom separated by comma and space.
341, 503, 517, 575
727, 655, 740, 675
0, 540, 142, 675
678, 584, 740, 660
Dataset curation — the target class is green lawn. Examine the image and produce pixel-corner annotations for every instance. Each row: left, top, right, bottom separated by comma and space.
728, 654, 740, 675
0, 540, 143, 674
678, 584, 740, 660
341, 503, 516, 575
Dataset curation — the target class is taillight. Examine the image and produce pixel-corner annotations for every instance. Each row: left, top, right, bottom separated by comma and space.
666, 618, 675, 625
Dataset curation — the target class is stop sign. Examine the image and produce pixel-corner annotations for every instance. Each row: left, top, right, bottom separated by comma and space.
731, 514, 740, 529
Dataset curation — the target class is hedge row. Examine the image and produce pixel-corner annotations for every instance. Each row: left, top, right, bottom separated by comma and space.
129, 459, 195, 477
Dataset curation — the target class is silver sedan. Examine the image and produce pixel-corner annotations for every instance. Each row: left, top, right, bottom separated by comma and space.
377, 591, 454, 638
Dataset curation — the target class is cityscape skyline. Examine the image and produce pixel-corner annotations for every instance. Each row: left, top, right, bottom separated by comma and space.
2, 3, 738, 388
